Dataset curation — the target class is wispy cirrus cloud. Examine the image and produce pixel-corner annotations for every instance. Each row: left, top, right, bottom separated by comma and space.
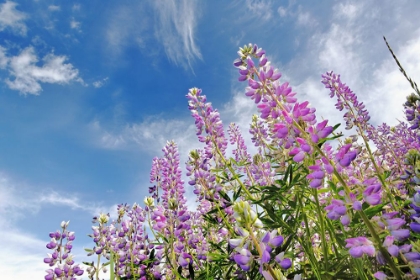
0, 46, 82, 95
151, 0, 202, 69
0, 173, 112, 227
0, 1, 27, 36
245, 0, 274, 21
105, 1, 202, 70
90, 116, 200, 156
105, 3, 149, 56
48, 5, 60, 12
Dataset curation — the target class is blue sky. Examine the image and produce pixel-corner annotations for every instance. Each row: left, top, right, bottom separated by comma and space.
1, 0, 420, 278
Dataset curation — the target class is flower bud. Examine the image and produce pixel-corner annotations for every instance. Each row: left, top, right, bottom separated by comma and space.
144, 196, 154, 207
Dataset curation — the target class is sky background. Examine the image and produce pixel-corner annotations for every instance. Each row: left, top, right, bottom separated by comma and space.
1, 0, 420, 278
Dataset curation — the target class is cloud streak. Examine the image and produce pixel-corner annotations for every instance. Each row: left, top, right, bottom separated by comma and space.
151, 0, 202, 69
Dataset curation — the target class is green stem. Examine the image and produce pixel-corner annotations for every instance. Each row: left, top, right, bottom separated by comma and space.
110, 252, 115, 280
95, 253, 101, 280
313, 189, 329, 271
246, 224, 280, 280
298, 194, 322, 280
358, 210, 403, 280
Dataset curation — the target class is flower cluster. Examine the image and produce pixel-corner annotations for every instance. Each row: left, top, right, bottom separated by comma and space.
44, 221, 84, 280
43, 43, 420, 280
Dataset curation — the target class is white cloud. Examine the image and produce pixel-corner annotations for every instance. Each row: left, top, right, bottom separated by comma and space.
4, 46, 81, 95
93, 77, 108, 88
105, 1, 202, 69
48, 5, 60, 12
151, 0, 202, 69
72, 4, 81, 11
369, 34, 420, 122
296, 10, 317, 27
0, 228, 46, 279
334, 2, 361, 20
276, 1, 420, 128
245, 0, 273, 21
275, 3, 318, 28
0, 45, 8, 68
278, 6, 287, 17
105, 3, 148, 55
0, 1, 27, 35
0, 172, 115, 279
90, 117, 200, 156
70, 18, 81, 30
0, 173, 109, 228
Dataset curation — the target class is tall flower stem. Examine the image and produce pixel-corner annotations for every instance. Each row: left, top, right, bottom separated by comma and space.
313, 188, 329, 271
245, 224, 279, 280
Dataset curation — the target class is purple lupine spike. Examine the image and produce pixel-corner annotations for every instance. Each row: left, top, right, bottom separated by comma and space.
228, 123, 251, 165
44, 222, 84, 279
187, 88, 228, 163
322, 71, 371, 131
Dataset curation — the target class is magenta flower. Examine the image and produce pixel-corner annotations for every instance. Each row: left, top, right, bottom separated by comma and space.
374, 271, 388, 280
335, 144, 357, 167
324, 199, 347, 220
306, 168, 325, 189
44, 221, 84, 279
233, 248, 253, 271
390, 229, 410, 241
383, 236, 399, 257
322, 71, 371, 130
308, 119, 333, 143
363, 183, 382, 205
345, 236, 376, 258
410, 222, 420, 233
275, 252, 292, 270
178, 252, 193, 267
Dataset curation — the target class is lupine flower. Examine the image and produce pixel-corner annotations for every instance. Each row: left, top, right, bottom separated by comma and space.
228, 123, 251, 165
249, 114, 270, 151
233, 200, 263, 228
390, 229, 410, 241
233, 248, 253, 271
404, 93, 420, 131
178, 252, 193, 267
306, 165, 325, 188
308, 119, 334, 143
275, 252, 292, 269
374, 271, 388, 280
363, 183, 382, 205
44, 221, 84, 280
187, 88, 228, 163
404, 252, 420, 262
322, 71, 371, 131
345, 236, 376, 258
335, 144, 357, 167
289, 137, 311, 162
324, 199, 347, 220
382, 236, 399, 257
